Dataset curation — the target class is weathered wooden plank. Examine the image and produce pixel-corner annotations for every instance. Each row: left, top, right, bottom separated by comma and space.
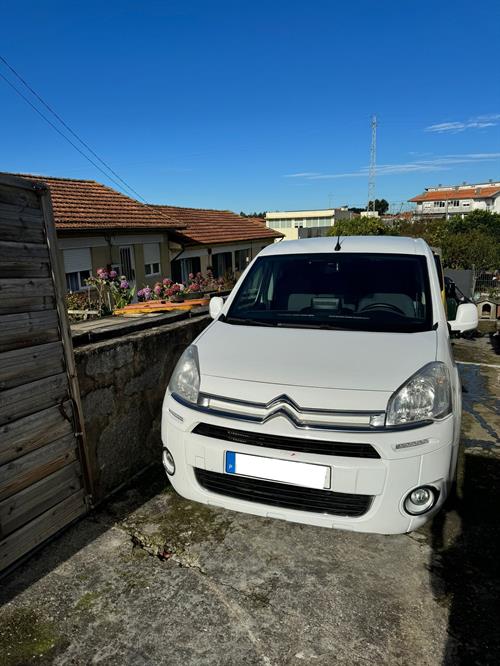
0, 489, 86, 572
0, 310, 59, 353
0, 461, 82, 538
0, 433, 77, 501
0, 372, 69, 426
0, 400, 74, 465
0, 182, 40, 208
0, 261, 51, 279
0, 206, 45, 244
0, 296, 55, 315
0, 277, 54, 298
0, 341, 65, 390
0, 278, 56, 315
0, 240, 49, 262
0, 201, 44, 220
40, 192, 96, 501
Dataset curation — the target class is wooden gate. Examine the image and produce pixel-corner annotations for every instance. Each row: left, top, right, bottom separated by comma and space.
0, 174, 92, 573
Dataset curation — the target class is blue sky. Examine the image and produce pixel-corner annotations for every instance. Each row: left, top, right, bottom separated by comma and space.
1, 0, 499, 212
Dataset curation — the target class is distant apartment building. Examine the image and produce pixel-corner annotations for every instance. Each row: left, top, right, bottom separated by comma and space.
409, 181, 500, 218
265, 208, 350, 240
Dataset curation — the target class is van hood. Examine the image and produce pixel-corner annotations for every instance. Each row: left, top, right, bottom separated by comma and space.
197, 321, 437, 392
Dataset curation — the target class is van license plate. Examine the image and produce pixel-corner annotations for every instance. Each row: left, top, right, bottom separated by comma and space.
225, 451, 330, 490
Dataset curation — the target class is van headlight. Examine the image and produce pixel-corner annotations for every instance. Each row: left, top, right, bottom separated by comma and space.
386, 362, 451, 427
169, 345, 200, 404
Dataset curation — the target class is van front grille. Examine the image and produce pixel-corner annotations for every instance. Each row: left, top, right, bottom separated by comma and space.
192, 423, 380, 459
194, 468, 373, 518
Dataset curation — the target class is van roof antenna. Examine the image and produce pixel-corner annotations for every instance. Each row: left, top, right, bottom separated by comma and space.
334, 232, 342, 251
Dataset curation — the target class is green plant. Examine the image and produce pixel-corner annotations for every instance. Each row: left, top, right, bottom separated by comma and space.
84, 268, 135, 314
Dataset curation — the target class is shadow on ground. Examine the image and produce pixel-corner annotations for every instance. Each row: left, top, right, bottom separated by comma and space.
429, 337, 500, 664
0, 464, 169, 603
429, 453, 500, 664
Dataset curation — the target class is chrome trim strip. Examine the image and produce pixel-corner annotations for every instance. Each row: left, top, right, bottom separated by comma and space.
198, 392, 381, 417
171, 392, 431, 433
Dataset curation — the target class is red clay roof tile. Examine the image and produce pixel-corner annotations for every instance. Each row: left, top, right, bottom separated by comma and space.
410, 186, 500, 202
6, 173, 183, 230
154, 205, 283, 245
4, 172, 283, 244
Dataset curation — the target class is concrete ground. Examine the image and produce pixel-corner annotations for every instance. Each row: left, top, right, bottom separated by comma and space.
1, 336, 499, 666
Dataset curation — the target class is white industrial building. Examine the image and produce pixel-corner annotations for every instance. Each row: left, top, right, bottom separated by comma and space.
265, 208, 350, 241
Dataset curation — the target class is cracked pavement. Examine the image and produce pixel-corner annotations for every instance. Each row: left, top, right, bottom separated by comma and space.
1, 336, 499, 665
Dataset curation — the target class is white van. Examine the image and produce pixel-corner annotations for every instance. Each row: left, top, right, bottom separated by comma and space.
161, 237, 478, 534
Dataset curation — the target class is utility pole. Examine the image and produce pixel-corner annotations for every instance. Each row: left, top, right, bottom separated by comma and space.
367, 114, 377, 212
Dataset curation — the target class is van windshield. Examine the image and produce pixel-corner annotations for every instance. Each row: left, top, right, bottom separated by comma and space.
225, 252, 433, 333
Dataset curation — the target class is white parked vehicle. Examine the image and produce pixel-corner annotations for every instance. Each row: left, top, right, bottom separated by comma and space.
161, 237, 478, 534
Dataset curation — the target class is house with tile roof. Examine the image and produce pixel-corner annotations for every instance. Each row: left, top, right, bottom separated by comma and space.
409, 180, 500, 219
3, 173, 281, 291
154, 205, 282, 282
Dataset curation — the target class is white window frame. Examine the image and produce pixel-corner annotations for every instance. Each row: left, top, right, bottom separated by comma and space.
63, 248, 92, 292
143, 242, 161, 277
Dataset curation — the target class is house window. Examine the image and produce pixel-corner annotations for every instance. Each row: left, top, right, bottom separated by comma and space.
434, 201, 446, 207
450, 200, 460, 207
182, 256, 201, 282
212, 251, 233, 278
235, 248, 251, 272
143, 243, 161, 276
171, 256, 201, 284
145, 262, 160, 276
63, 248, 92, 292
66, 270, 90, 292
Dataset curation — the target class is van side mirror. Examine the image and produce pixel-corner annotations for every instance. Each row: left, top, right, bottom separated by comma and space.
209, 296, 224, 320
448, 302, 478, 333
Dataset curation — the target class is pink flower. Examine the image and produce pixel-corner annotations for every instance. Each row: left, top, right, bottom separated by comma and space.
154, 284, 162, 296
109, 270, 118, 279
188, 272, 194, 280
163, 278, 172, 286
172, 284, 180, 293
120, 280, 129, 289
166, 288, 174, 297
189, 283, 200, 292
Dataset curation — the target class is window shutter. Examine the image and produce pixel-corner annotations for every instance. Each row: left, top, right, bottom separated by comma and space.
63, 248, 92, 273
143, 243, 160, 265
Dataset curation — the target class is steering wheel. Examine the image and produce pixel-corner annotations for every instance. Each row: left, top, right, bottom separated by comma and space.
359, 302, 405, 315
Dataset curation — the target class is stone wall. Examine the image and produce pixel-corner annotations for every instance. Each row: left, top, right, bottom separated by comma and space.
74, 315, 210, 503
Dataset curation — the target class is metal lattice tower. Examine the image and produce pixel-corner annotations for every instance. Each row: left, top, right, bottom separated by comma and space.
367, 115, 377, 211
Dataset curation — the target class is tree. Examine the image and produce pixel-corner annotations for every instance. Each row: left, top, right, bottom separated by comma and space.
240, 211, 266, 219
368, 199, 389, 215
327, 216, 389, 237
329, 210, 499, 271
394, 211, 500, 270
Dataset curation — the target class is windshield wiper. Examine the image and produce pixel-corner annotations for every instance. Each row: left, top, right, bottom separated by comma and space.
223, 316, 276, 327
276, 321, 356, 330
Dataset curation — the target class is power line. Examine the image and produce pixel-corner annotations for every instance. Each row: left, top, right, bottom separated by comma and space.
0, 56, 180, 229
0, 70, 134, 195
0, 55, 147, 203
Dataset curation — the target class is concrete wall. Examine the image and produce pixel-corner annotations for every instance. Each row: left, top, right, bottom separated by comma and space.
74, 315, 210, 503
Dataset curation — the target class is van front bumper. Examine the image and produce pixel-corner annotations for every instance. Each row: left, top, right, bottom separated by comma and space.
161, 394, 457, 535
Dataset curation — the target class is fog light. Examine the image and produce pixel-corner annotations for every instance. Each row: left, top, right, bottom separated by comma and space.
404, 486, 437, 515
162, 447, 175, 475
